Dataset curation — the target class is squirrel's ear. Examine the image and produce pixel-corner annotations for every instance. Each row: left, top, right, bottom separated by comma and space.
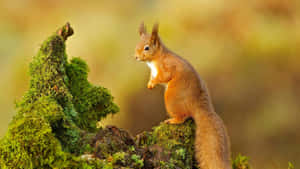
151, 23, 159, 45
139, 22, 147, 36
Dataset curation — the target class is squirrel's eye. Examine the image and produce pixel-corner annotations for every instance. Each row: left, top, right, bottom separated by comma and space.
144, 45, 150, 51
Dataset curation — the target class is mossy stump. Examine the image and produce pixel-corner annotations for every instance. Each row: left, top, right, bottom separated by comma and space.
0, 23, 250, 169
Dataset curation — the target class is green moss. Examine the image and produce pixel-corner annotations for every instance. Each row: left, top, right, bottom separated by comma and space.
14, 24, 81, 153
232, 154, 251, 169
25, 33, 75, 119
136, 119, 197, 169
159, 161, 176, 169
66, 57, 119, 131
0, 23, 118, 168
0, 113, 63, 168
112, 152, 126, 164
131, 154, 144, 168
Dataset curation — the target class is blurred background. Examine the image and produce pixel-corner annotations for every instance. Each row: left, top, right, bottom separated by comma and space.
0, 0, 299, 168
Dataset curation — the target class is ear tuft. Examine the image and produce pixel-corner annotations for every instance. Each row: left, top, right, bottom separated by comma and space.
139, 21, 147, 36
151, 23, 159, 45
151, 23, 159, 36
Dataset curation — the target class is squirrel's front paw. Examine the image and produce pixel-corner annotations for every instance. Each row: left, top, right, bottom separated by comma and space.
147, 82, 155, 89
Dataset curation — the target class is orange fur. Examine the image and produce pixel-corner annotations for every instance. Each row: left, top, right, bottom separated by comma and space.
135, 22, 232, 169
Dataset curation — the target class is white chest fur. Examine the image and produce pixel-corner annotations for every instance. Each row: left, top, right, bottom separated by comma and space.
146, 61, 158, 78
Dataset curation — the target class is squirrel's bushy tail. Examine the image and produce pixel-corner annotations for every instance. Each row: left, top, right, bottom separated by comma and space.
193, 111, 232, 169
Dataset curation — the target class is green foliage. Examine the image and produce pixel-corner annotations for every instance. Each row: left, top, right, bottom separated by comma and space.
232, 154, 251, 169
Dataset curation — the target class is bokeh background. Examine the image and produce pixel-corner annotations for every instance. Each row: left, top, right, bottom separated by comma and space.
0, 0, 299, 168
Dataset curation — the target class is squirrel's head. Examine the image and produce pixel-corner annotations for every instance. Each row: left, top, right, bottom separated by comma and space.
135, 22, 160, 61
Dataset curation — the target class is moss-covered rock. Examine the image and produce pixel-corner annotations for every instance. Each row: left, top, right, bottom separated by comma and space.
86, 121, 196, 169
0, 23, 119, 168
135, 119, 197, 169
0, 23, 251, 169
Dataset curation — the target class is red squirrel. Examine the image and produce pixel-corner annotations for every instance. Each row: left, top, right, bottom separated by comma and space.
135, 22, 232, 169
